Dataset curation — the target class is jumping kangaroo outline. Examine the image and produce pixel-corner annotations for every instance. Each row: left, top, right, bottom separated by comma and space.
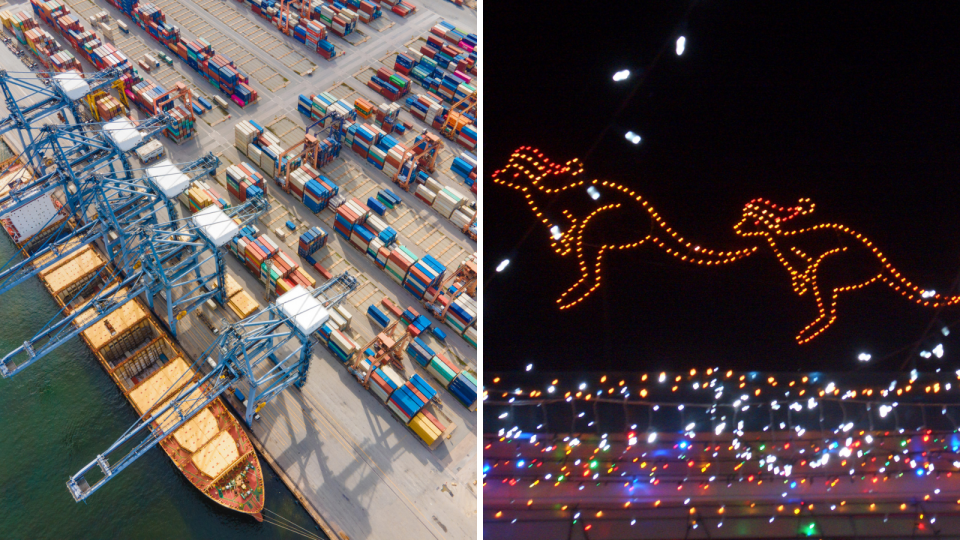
494, 147, 960, 344
491, 147, 758, 309
733, 197, 960, 344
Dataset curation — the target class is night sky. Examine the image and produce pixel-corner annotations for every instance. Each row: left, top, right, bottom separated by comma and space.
485, 2, 960, 373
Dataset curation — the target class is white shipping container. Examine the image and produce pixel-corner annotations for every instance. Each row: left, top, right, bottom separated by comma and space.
371, 379, 390, 402
334, 305, 352, 329
425, 177, 443, 193
450, 209, 472, 229
329, 310, 347, 330
381, 365, 405, 388
366, 215, 388, 234
246, 143, 263, 166
135, 139, 164, 163
416, 184, 436, 204
459, 152, 478, 168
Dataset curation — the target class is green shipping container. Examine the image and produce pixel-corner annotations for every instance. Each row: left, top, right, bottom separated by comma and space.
428, 356, 456, 385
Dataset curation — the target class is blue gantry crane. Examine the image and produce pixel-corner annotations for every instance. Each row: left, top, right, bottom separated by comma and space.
65, 272, 357, 503
0, 192, 267, 378
0, 114, 171, 220
0, 153, 223, 297
0, 67, 124, 154
0, 154, 219, 294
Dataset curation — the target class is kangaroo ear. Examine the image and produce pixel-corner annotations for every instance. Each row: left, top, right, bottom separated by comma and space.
561, 158, 585, 177
793, 198, 815, 215
492, 147, 550, 189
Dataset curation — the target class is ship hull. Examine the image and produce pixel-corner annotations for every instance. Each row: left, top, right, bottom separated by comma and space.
10, 207, 266, 519
157, 397, 265, 517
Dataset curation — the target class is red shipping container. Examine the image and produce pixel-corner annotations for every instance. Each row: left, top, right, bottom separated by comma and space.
337, 205, 359, 224
387, 252, 413, 270
441, 44, 461, 58
376, 66, 394, 81
350, 197, 370, 214
407, 265, 431, 286
352, 141, 369, 158
421, 410, 445, 433
313, 262, 332, 280
407, 383, 427, 405
435, 351, 459, 374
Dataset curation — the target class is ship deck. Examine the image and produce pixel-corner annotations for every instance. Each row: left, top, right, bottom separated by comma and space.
32, 241, 265, 518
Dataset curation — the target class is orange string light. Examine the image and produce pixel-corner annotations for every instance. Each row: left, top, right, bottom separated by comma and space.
494, 147, 960, 343
492, 147, 758, 309
734, 197, 960, 343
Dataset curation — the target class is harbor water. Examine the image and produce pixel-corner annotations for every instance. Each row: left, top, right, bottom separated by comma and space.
0, 234, 327, 540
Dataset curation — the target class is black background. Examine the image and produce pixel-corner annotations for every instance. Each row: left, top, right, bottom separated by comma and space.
485, 1, 960, 373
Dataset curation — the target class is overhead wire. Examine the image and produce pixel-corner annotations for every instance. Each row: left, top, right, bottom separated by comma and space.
488, 0, 704, 285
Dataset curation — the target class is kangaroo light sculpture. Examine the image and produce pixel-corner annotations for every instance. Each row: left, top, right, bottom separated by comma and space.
493, 146, 959, 344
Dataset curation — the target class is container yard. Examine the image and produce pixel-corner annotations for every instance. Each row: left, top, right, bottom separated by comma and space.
0, 0, 476, 537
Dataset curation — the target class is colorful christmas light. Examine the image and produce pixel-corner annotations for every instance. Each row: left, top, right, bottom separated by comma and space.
484, 371, 960, 536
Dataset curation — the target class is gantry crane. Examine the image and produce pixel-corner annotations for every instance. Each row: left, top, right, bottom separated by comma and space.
0, 153, 222, 297
393, 130, 442, 191
84, 78, 131, 122
65, 272, 358, 504
277, 110, 354, 189
0, 67, 124, 156
0, 192, 266, 377
153, 82, 196, 143
0, 113, 172, 220
423, 253, 476, 320
277, 0, 293, 35
348, 317, 414, 387
439, 90, 476, 142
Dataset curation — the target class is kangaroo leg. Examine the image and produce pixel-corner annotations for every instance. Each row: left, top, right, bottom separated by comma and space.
558, 244, 606, 309
789, 247, 842, 343
556, 202, 646, 309
795, 280, 838, 344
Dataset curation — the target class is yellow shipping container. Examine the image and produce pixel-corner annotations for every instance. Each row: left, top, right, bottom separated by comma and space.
0, 11, 13, 30
409, 413, 441, 445
188, 187, 212, 209
276, 278, 294, 295
293, 267, 315, 288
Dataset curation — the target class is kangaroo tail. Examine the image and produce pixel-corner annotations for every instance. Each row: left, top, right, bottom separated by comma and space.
881, 266, 960, 307
647, 212, 759, 265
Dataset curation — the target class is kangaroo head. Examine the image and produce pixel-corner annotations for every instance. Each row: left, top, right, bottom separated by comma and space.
491, 146, 585, 193
734, 198, 815, 237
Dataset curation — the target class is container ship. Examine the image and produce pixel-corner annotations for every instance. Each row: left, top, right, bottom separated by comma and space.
1, 163, 265, 519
